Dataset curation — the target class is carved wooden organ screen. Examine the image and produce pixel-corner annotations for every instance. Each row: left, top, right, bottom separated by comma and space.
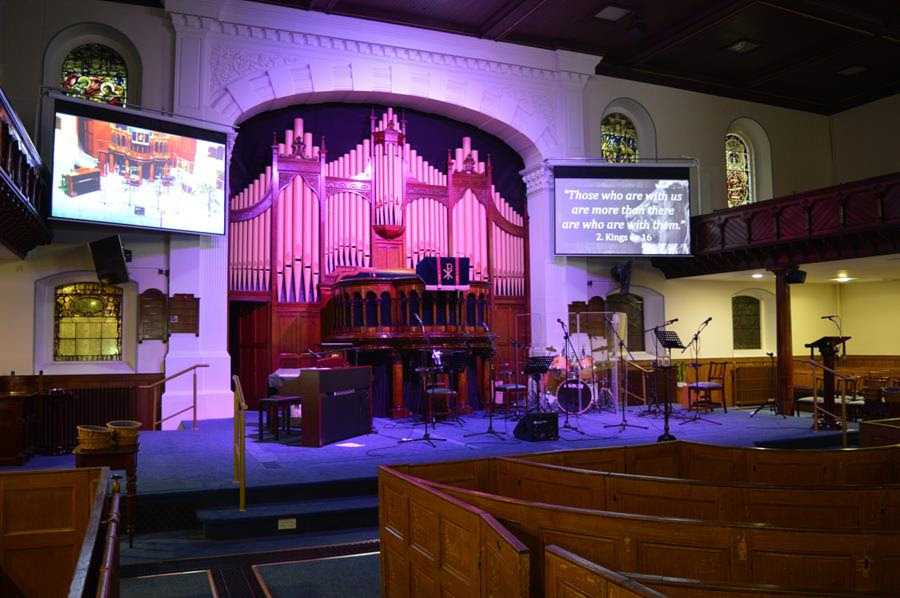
228, 108, 528, 306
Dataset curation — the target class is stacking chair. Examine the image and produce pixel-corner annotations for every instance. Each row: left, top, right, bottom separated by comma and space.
686, 361, 728, 414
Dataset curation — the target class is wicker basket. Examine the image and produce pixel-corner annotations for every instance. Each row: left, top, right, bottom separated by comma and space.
77, 425, 114, 451
107, 420, 142, 447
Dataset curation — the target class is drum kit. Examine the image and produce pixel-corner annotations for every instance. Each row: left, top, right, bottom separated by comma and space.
530, 344, 615, 416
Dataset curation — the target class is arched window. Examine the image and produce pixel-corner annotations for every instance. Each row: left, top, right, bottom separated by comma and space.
606, 293, 644, 352
60, 44, 128, 106
732, 295, 761, 350
601, 113, 639, 164
54, 283, 123, 362
725, 133, 753, 208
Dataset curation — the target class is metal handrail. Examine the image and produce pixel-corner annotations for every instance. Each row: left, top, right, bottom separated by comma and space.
140, 363, 210, 431
806, 359, 857, 447
232, 375, 248, 512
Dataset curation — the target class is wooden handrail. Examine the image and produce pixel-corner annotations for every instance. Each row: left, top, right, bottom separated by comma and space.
232, 375, 248, 512
95, 480, 121, 598
138, 363, 210, 389
805, 359, 859, 382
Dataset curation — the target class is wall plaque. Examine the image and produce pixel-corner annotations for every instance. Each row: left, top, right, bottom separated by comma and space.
138, 288, 168, 342
168, 293, 200, 336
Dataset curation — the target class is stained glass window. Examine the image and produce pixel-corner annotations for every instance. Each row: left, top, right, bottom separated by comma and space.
601, 113, 639, 164
607, 293, 645, 352
54, 283, 123, 361
725, 133, 753, 207
732, 295, 761, 350
61, 44, 127, 106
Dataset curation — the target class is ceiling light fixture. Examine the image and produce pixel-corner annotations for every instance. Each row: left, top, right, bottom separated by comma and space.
751, 273, 764, 279
836, 65, 868, 76
595, 5, 632, 21
724, 39, 760, 54
831, 275, 855, 283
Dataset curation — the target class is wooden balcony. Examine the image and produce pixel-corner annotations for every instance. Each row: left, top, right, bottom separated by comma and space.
653, 172, 900, 278
0, 87, 51, 258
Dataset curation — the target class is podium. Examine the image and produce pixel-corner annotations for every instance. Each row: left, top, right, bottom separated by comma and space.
805, 336, 850, 430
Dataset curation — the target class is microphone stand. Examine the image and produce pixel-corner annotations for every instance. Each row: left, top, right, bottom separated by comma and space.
679, 319, 718, 425
465, 325, 506, 440
604, 313, 648, 433
400, 314, 446, 447
751, 351, 785, 418
558, 319, 586, 435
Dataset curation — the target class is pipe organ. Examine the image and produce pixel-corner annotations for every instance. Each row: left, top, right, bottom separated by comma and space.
229, 107, 529, 415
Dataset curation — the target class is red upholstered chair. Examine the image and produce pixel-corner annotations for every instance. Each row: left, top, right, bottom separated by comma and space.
687, 361, 728, 414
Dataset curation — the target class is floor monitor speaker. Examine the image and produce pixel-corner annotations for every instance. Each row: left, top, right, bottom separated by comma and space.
513, 412, 559, 441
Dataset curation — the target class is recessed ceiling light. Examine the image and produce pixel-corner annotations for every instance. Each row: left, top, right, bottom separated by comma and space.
831, 275, 856, 283
595, 5, 632, 21
724, 39, 760, 54
836, 65, 868, 76
751, 273, 764, 279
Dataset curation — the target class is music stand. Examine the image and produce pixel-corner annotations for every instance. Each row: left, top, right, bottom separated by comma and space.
653, 329, 685, 442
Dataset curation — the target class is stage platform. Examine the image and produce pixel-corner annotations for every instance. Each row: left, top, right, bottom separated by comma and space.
8, 405, 850, 496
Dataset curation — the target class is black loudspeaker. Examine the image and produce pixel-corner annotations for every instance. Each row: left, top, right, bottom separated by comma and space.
89, 235, 129, 285
513, 413, 559, 441
785, 268, 807, 284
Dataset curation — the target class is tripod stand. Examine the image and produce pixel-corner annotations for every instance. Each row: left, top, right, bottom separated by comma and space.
652, 327, 685, 441
605, 313, 648, 433
400, 364, 447, 447
465, 335, 506, 440
751, 352, 786, 418
679, 318, 719, 425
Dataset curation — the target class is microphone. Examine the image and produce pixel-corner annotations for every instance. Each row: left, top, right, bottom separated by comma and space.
481, 322, 490, 333
821, 315, 837, 320
557, 318, 565, 326
413, 313, 423, 325
702, 317, 712, 325
663, 318, 679, 325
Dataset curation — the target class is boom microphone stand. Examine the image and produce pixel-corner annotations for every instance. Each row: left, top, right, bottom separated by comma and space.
557, 318, 586, 435
679, 317, 719, 425
465, 323, 506, 440
399, 314, 447, 447
605, 314, 648, 433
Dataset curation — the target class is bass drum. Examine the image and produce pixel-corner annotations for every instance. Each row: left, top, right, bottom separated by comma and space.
555, 378, 593, 415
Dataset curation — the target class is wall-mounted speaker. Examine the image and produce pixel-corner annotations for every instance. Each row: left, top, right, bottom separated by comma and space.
89, 235, 129, 285
785, 268, 807, 284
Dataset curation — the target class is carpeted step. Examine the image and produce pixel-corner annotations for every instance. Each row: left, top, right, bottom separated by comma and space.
197, 495, 379, 540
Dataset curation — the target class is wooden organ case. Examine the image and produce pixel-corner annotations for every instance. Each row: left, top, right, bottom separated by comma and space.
228, 108, 529, 415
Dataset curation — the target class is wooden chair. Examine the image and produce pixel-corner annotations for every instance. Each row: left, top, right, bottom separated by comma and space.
686, 361, 728, 414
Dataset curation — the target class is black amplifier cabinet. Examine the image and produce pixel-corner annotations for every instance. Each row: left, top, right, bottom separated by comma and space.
513, 412, 559, 441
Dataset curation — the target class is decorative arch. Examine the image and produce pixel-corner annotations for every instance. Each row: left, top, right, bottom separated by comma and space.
42, 22, 142, 105
600, 97, 657, 161
725, 117, 773, 205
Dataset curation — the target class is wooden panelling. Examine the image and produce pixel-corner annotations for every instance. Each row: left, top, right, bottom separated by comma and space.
516, 440, 900, 486
379, 467, 529, 598
861, 418, 900, 448
0, 467, 109, 598
544, 545, 664, 598
423, 477, 900, 594
272, 303, 321, 372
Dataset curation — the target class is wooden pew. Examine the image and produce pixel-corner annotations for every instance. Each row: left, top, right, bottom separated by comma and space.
519, 440, 900, 485
545, 545, 664, 598
0, 467, 119, 597
379, 466, 529, 598
399, 471, 900, 595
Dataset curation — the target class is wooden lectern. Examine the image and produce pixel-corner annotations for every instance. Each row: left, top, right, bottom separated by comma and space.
805, 336, 851, 430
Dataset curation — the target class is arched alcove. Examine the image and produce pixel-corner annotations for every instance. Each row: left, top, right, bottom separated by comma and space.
730, 287, 776, 356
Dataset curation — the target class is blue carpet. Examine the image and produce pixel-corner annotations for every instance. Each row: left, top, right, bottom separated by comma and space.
1, 407, 847, 495
254, 553, 380, 598
120, 570, 215, 598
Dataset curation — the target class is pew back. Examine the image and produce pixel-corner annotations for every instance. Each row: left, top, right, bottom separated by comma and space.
379, 466, 529, 598
519, 440, 900, 485
545, 545, 664, 598
415, 474, 900, 595
0, 467, 109, 597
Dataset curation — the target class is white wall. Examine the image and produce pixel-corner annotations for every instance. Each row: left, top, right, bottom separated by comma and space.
841, 280, 900, 356
831, 93, 900, 184
0, 229, 168, 374
585, 76, 835, 213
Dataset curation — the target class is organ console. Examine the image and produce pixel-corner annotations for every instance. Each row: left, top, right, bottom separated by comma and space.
229, 107, 529, 417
